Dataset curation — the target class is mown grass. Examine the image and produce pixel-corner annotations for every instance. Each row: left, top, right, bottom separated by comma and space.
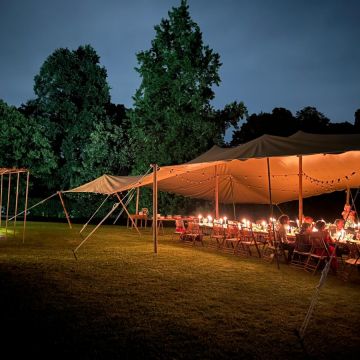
0, 222, 359, 359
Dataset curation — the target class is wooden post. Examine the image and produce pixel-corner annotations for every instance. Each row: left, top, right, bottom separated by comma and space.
22, 171, 29, 243
267, 158, 279, 269
0, 174, 3, 228
57, 191, 72, 229
230, 176, 236, 220
5, 173, 11, 237
152, 164, 158, 254
135, 187, 140, 226
215, 165, 219, 219
115, 193, 141, 236
346, 186, 350, 205
13, 172, 20, 236
298, 155, 303, 225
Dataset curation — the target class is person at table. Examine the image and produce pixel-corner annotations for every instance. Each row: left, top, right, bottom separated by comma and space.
276, 214, 295, 262
333, 218, 351, 257
314, 220, 338, 272
303, 215, 314, 227
299, 222, 312, 235
341, 203, 357, 229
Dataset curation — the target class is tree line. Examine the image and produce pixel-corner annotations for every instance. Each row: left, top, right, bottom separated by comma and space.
0, 0, 359, 217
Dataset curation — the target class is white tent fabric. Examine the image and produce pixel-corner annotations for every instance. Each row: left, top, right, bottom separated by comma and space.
65, 132, 360, 204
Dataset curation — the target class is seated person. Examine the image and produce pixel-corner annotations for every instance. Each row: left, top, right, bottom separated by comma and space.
276, 214, 295, 262
341, 203, 356, 229
299, 222, 312, 235
314, 220, 338, 272
303, 216, 314, 225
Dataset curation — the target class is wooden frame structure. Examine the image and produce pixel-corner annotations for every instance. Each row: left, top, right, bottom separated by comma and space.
0, 168, 29, 242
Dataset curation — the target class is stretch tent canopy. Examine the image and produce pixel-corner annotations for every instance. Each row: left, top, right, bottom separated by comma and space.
65, 132, 360, 205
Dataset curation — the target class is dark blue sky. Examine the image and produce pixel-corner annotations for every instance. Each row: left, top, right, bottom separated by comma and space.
1, 0, 359, 129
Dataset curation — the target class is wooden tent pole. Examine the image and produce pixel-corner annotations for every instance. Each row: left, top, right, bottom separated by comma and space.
230, 176, 236, 220
152, 164, 158, 254
115, 193, 141, 237
215, 165, 219, 219
5, 173, 11, 237
57, 191, 72, 229
298, 156, 303, 225
22, 171, 29, 243
0, 174, 3, 228
267, 158, 279, 269
346, 186, 350, 205
14, 172, 20, 236
135, 187, 140, 226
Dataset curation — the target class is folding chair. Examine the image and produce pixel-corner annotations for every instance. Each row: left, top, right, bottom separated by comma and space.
290, 233, 312, 269
172, 219, 186, 241
304, 234, 329, 274
223, 224, 240, 253
183, 221, 204, 246
261, 230, 287, 263
209, 223, 225, 249
340, 240, 360, 281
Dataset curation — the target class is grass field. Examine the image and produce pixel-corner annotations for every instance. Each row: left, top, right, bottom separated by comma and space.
0, 222, 359, 359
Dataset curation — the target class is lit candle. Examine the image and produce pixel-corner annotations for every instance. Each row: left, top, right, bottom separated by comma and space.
207, 215, 212, 223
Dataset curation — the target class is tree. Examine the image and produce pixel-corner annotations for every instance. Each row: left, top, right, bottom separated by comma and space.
32, 45, 114, 189
129, 0, 246, 174
0, 99, 56, 179
354, 108, 360, 132
230, 107, 297, 145
296, 106, 330, 133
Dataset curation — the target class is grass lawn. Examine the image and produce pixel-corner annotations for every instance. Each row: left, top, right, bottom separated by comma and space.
0, 221, 359, 359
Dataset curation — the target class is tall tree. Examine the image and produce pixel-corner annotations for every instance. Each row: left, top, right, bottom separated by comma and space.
354, 108, 360, 132
0, 99, 56, 179
296, 106, 330, 133
231, 107, 296, 145
32, 45, 114, 189
129, 0, 246, 174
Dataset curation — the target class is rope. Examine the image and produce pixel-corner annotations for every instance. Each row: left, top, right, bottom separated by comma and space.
80, 195, 110, 234
113, 188, 136, 224
8, 192, 58, 221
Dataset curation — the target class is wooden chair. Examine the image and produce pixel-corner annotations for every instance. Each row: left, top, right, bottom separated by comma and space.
223, 224, 240, 253
237, 228, 255, 257
290, 234, 312, 269
261, 230, 287, 263
209, 223, 225, 249
172, 219, 186, 241
183, 221, 204, 246
340, 241, 360, 281
304, 234, 330, 274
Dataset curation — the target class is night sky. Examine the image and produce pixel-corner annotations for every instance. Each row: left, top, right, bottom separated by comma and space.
1, 0, 359, 132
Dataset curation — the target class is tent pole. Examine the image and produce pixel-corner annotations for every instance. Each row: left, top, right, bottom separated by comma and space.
5, 173, 11, 238
152, 164, 158, 254
0, 174, 3, 228
346, 186, 350, 205
57, 191, 72, 229
298, 155, 303, 225
267, 158, 279, 269
215, 165, 219, 219
22, 171, 29, 243
115, 193, 141, 237
230, 176, 236, 220
13, 172, 20, 236
135, 187, 140, 227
